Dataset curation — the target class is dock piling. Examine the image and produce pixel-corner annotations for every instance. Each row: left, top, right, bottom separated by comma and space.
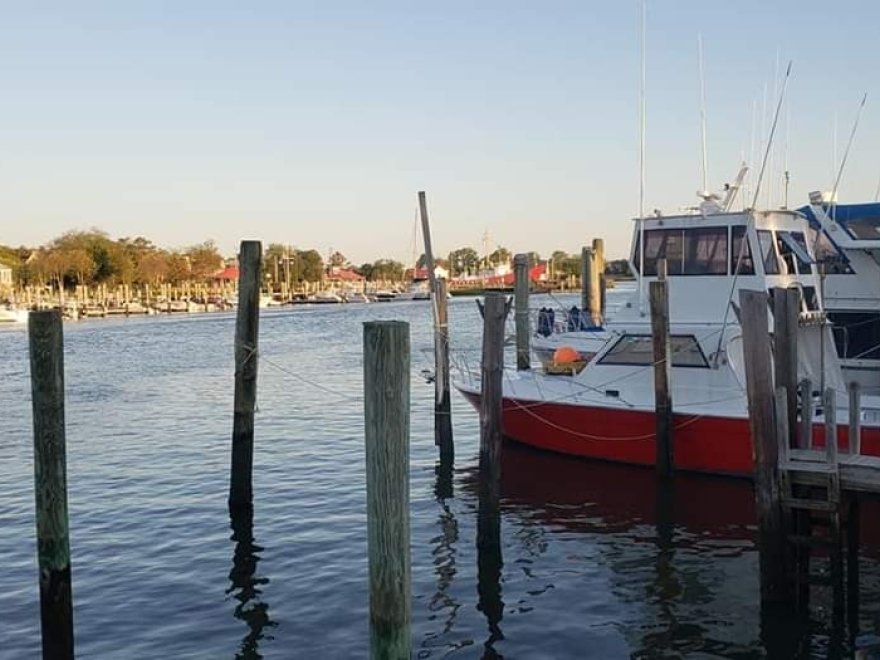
434, 278, 453, 460
739, 289, 788, 603
229, 240, 262, 510
772, 287, 799, 447
580, 247, 593, 320
28, 309, 75, 659
363, 321, 411, 660
799, 378, 813, 449
513, 253, 530, 371
650, 259, 673, 478
848, 382, 861, 455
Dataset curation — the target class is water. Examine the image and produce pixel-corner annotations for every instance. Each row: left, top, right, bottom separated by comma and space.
2, 294, 879, 658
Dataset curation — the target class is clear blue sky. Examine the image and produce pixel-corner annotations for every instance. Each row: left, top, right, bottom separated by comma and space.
1, 1, 879, 263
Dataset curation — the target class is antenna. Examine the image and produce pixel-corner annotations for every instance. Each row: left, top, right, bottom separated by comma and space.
698, 34, 709, 195
750, 61, 792, 209
637, 0, 646, 315
828, 93, 867, 208
766, 50, 781, 207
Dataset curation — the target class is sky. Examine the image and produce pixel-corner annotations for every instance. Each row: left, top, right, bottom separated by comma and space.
1, 1, 879, 263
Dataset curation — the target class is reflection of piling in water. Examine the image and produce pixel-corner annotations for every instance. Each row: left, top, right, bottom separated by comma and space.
29, 310, 75, 659
227, 504, 275, 659
363, 321, 411, 659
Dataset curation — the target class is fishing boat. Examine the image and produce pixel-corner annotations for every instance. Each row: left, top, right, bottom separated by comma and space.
798, 194, 880, 393
455, 202, 880, 475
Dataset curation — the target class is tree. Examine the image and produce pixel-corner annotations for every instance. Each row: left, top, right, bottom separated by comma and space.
370, 259, 404, 281
165, 252, 190, 284
292, 249, 324, 282
136, 252, 168, 285
488, 246, 512, 267
447, 247, 479, 277
328, 251, 348, 268
356, 262, 374, 280
187, 241, 223, 279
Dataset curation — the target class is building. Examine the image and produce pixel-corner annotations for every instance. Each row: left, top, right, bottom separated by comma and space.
0, 262, 12, 290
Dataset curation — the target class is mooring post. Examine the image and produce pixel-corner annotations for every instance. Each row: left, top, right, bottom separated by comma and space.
513, 253, 530, 371
739, 289, 788, 603
591, 238, 604, 325
477, 293, 509, 553
800, 378, 813, 449
849, 382, 861, 455
824, 387, 838, 465
363, 321, 411, 660
229, 240, 262, 510
772, 288, 799, 448
28, 310, 75, 659
434, 278, 453, 461
418, 191, 453, 459
581, 246, 593, 319
650, 259, 673, 478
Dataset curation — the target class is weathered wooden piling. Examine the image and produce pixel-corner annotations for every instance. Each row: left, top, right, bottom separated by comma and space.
363, 321, 411, 660
799, 378, 813, 448
434, 277, 453, 460
477, 293, 508, 552
418, 191, 453, 458
513, 253, 530, 371
738, 289, 787, 603
229, 240, 262, 510
581, 246, 593, 317
824, 387, 838, 465
592, 238, 605, 322
849, 382, 861, 455
772, 287, 799, 447
28, 310, 75, 659
650, 259, 673, 477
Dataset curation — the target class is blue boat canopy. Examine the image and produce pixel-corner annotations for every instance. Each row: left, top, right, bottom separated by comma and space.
797, 203, 880, 240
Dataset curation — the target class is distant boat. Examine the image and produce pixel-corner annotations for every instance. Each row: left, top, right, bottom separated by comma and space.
344, 291, 371, 303
310, 291, 344, 304
0, 307, 28, 323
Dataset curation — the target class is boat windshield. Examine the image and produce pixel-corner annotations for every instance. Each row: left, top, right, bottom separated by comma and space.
598, 334, 709, 368
843, 213, 880, 240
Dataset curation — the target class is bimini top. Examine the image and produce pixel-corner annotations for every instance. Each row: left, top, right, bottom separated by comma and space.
798, 203, 880, 242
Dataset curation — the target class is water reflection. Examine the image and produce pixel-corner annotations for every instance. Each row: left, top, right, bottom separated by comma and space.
477, 451, 504, 658
227, 504, 276, 659
427, 458, 461, 648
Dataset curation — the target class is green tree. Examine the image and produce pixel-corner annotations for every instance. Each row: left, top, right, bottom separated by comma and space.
370, 259, 404, 281
447, 247, 479, 277
165, 252, 190, 284
488, 246, 512, 267
292, 249, 324, 282
187, 241, 222, 280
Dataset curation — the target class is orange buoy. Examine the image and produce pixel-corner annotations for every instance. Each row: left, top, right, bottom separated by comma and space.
553, 346, 581, 364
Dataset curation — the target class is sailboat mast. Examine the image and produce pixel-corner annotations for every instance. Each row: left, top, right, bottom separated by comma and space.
637, 0, 646, 314
698, 34, 709, 194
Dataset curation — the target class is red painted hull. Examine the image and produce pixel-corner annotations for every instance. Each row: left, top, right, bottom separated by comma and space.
460, 391, 880, 477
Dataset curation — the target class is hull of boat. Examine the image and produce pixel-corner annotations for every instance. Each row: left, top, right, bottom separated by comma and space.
459, 389, 880, 477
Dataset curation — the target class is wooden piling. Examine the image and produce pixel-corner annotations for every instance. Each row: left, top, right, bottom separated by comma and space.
849, 382, 861, 455
513, 253, 530, 371
581, 247, 593, 316
772, 288, 799, 448
478, 293, 508, 551
434, 278, 453, 460
229, 240, 262, 510
824, 387, 838, 465
363, 321, 411, 660
650, 260, 673, 477
418, 191, 453, 459
738, 289, 787, 603
28, 310, 75, 659
799, 379, 813, 448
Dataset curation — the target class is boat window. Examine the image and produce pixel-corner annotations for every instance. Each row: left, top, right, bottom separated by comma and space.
730, 226, 755, 275
829, 312, 880, 361
757, 230, 780, 275
634, 229, 684, 275
598, 334, 709, 368
683, 227, 728, 275
807, 227, 854, 274
842, 214, 880, 240
777, 231, 813, 274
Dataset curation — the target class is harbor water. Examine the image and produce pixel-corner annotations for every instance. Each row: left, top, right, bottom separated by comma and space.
2, 291, 879, 658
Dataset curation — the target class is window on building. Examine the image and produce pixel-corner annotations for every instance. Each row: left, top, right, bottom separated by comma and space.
598, 334, 709, 368
757, 230, 780, 274
730, 226, 755, 275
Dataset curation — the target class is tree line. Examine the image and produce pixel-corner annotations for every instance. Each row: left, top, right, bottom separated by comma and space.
0, 232, 632, 291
